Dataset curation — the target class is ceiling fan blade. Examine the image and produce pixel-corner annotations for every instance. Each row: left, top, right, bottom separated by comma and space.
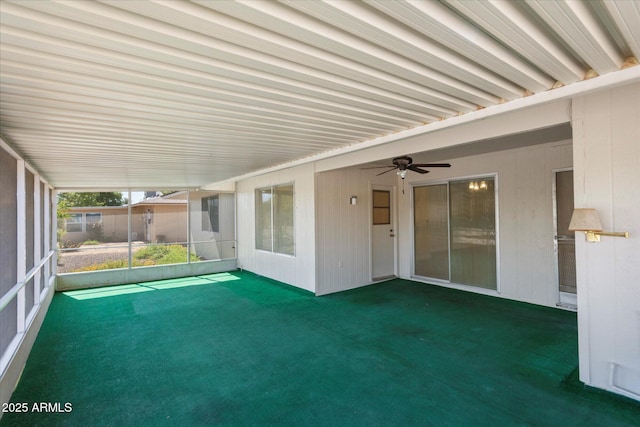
376, 167, 398, 176
408, 165, 429, 174
361, 165, 395, 170
412, 163, 451, 168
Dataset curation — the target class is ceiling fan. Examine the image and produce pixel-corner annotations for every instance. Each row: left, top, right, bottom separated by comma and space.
367, 156, 451, 179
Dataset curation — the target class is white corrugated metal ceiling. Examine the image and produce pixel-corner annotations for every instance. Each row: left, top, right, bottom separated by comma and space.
1, 0, 639, 189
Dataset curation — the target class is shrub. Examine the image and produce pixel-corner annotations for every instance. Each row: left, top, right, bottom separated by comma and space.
82, 240, 101, 245
87, 223, 104, 242
69, 244, 199, 273
59, 241, 82, 249
134, 244, 199, 265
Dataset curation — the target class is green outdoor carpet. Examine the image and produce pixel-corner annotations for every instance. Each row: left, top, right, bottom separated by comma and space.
2, 272, 638, 426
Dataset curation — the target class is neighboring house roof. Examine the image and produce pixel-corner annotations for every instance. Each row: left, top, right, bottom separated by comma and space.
68, 194, 188, 211
133, 198, 187, 206
67, 206, 128, 211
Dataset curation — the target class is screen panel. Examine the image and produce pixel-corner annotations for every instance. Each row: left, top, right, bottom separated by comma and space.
0, 146, 18, 356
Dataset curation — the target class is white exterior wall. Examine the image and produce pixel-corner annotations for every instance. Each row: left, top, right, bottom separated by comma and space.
314, 139, 572, 304
315, 168, 396, 295
399, 140, 572, 307
236, 164, 316, 292
313, 100, 573, 301
572, 82, 640, 400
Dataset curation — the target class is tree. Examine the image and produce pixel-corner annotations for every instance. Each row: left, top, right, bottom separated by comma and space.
58, 192, 126, 208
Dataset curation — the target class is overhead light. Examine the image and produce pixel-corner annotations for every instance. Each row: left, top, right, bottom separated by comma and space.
568, 208, 629, 242
397, 170, 408, 179
468, 181, 485, 191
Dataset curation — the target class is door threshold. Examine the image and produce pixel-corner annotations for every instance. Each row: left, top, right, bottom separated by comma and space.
559, 291, 577, 309
556, 302, 577, 311
372, 275, 396, 282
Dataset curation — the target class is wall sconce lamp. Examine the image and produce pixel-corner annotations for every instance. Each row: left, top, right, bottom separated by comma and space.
568, 208, 629, 242
350, 196, 357, 205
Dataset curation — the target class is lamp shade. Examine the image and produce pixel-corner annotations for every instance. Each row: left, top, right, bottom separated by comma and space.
568, 208, 603, 232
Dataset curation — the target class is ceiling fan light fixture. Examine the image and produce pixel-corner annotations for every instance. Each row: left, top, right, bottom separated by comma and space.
369, 156, 451, 178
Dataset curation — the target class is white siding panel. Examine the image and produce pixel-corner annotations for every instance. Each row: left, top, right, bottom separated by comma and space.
236, 164, 316, 292
573, 82, 640, 399
315, 138, 572, 302
316, 167, 396, 294
396, 140, 573, 307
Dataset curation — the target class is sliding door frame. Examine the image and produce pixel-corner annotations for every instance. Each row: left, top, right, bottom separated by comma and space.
410, 173, 501, 294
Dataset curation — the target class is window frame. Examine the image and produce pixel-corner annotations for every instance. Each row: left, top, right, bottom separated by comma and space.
255, 182, 295, 256
85, 212, 102, 226
65, 213, 83, 233
201, 194, 220, 233
412, 175, 499, 291
372, 189, 391, 225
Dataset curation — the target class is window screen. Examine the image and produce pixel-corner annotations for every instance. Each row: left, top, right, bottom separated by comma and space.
201, 195, 220, 233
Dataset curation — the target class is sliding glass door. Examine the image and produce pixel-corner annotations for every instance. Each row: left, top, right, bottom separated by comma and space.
414, 184, 449, 280
414, 177, 497, 290
449, 179, 497, 289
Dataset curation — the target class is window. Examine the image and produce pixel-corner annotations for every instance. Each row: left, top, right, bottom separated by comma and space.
201, 195, 219, 232
65, 212, 101, 233
372, 190, 391, 225
66, 213, 82, 232
274, 184, 294, 255
413, 177, 497, 290
256, 183, 294, 255
86, 212, 102, 225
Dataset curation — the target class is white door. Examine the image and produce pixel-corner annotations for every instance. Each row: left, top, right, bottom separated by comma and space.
554, 170, 577, 307
371, 186, 396, 280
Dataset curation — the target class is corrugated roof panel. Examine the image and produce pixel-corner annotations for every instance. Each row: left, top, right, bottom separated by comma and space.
446, 0, 584, 85
0, 0, 638, 188
525, 0, 624, 74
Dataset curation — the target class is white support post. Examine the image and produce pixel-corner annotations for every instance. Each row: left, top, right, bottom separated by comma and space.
16, 160, 26, 333
128, 191, 132, 269
52, 188, 57, 277
33, 176, 41, 301
187, 189, 191, 264
43, 185, 51, 288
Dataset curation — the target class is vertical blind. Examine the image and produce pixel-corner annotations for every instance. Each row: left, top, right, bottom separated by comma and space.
414, 178, 497, 290
414, 184, 449, 280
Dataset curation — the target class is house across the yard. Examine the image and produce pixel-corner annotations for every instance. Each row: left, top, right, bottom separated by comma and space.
61, 193, 189, 245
